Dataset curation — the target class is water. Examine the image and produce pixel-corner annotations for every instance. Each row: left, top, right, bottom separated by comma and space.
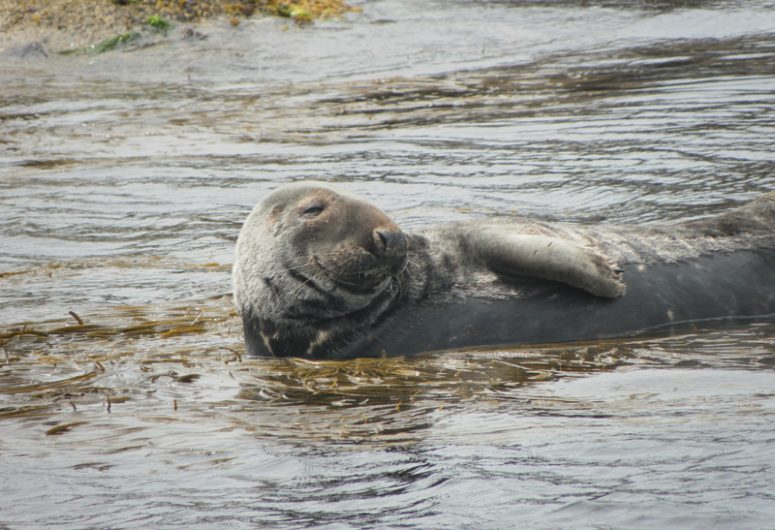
2, 0, 775, 528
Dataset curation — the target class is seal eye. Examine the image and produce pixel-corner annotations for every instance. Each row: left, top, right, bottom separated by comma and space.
302, 204, 325, 217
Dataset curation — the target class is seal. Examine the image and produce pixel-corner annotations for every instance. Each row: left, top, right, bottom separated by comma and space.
233, 183, 775, 358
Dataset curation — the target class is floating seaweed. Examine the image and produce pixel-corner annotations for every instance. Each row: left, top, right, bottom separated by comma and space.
45, 421, 88, 436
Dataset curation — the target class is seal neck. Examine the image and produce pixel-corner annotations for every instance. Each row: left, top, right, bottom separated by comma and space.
243, 273, 406, 357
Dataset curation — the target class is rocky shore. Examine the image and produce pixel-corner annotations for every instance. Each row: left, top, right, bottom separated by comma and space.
0, 0, 354, 53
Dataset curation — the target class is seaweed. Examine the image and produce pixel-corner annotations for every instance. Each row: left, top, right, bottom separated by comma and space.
92, 31, 141, 53
147, 15, 172, 32
277, 4, 312, 23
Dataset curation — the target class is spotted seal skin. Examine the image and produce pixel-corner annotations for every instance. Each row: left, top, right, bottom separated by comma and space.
233, 183, 775, 358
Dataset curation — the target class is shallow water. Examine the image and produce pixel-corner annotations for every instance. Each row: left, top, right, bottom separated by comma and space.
2, 0, 775, 528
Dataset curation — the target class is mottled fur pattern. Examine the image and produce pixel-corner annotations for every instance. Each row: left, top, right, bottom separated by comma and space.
234, 184, 775, 358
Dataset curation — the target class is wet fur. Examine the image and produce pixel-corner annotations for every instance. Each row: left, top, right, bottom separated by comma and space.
234, 185, 775, 358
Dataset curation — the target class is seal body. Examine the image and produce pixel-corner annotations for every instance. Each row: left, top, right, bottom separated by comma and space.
233, 183, 775, 358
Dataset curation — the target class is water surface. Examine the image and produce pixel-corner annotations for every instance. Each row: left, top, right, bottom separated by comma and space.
2, 0, 775, 528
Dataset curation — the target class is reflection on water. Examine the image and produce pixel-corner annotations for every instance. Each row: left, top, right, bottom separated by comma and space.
2, 0, 775, 527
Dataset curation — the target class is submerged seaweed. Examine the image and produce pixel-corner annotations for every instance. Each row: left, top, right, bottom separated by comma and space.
93, 31, 141, 53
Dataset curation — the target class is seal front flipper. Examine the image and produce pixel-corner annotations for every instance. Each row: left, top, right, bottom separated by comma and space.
469, 229, 625, 298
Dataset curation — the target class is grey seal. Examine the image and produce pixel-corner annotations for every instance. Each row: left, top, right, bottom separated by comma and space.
233, 182, 775, 358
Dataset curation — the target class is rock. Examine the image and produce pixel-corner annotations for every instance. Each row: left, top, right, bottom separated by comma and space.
5, 41, 48, 59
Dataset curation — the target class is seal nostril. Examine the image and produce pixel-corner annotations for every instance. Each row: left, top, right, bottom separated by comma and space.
373, 228, 405, 254
373, 229, 388, 252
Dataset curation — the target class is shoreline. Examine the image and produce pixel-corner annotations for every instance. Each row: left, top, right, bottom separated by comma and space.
0, 0, 355, 54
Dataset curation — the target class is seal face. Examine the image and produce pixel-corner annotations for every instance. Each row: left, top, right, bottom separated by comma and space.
234, 184, 775, 358
269, 185, 407, 305
233, 182, 410, 357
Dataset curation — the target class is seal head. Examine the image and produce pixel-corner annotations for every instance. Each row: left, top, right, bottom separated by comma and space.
233, 182, 408, 356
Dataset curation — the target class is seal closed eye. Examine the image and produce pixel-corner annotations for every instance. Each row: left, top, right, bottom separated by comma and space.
233, 184, 775, 358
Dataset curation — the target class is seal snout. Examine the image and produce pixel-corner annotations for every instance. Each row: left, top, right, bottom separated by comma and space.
373, 227, 407, 257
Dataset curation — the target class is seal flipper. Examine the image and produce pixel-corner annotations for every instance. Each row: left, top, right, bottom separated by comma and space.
470, 230, 625, 298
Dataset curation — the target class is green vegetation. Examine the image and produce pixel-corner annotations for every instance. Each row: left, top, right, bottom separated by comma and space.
147, 14, 171, 32
277, 4, 313, 23
92, 31, 141, 53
